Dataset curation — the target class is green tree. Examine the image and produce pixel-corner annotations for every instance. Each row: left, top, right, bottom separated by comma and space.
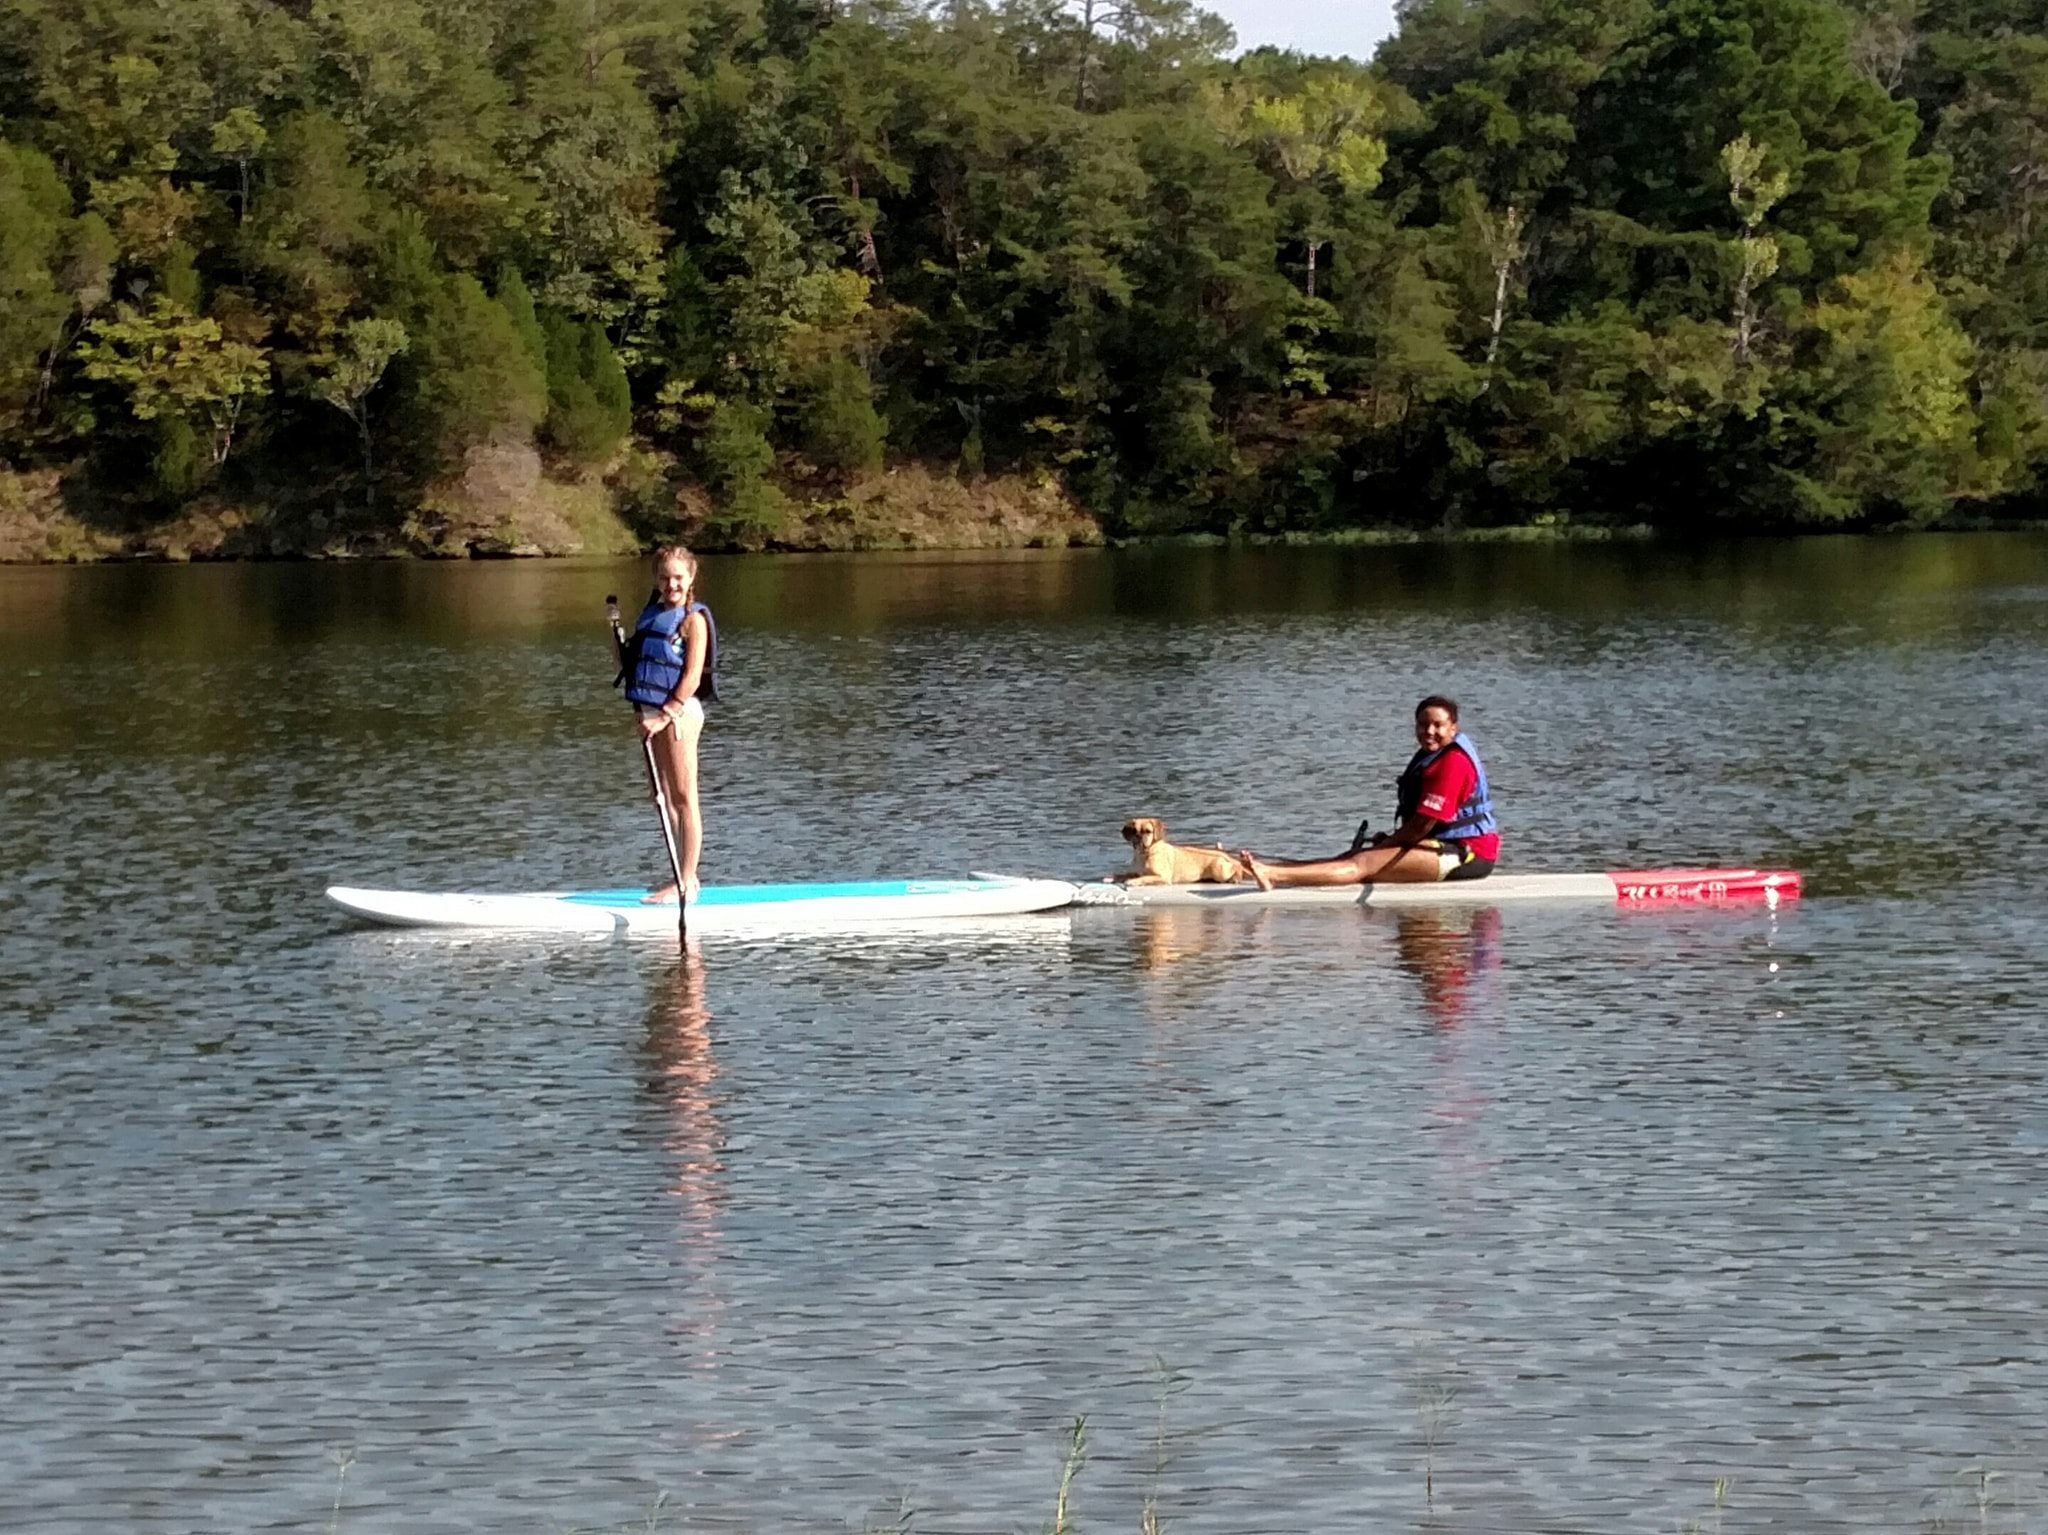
540, 310, 631, 465
1577, 0, 1940, 290
405, 272, 547, 465
209, 105, 267, 224
502, 0, 677, 326
1922, 16, 2048, 503
701, 152, 832, 405
0, 142, 83, 436
309, 315, 408, 508
794, 5, 911, 278
246, 110, 379, 345
1225, 59, 1391, 298
496, 265, 549, 379
1353, 245, 1474, 429
800, 353, 887, 472
697, 396, 786, 537
78, 296, 271, 471
1721, 133, 1790, 366
307, 0, 532, 267
1806, 249, 1978, 518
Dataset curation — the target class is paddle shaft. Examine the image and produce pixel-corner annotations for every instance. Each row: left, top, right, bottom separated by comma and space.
609, 594, 688, 941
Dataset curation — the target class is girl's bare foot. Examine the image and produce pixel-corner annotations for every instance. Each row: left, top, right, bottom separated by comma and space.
681, 878, 701, 903
643, 883, 680, 905
1238, 851, 1274, 891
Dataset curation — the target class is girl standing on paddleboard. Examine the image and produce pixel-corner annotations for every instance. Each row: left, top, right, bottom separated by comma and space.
618, 545, 719, 903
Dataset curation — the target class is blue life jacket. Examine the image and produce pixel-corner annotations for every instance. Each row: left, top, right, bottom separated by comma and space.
1396, 731, 1496, 841
618, 595, 719, 708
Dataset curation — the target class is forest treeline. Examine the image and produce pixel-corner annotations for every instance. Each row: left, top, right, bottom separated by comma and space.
1, 0, 2044, 547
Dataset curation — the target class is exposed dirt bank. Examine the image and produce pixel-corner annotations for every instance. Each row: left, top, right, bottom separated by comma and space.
0, 453, 1104, 562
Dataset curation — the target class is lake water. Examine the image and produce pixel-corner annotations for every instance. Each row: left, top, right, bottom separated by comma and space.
3, 536, 2046, 1533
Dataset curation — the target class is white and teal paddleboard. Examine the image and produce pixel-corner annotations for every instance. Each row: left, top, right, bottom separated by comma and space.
326, 875, 1080, 935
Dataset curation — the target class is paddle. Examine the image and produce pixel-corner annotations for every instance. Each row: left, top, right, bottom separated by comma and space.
609, 593, 688, 944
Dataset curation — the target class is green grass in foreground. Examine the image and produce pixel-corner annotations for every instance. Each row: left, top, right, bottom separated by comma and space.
310, 1410, 2041, 1534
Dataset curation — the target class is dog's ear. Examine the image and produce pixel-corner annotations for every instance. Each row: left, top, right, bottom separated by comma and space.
1148, 818, 1167, 840
1120, 819, 1140, 842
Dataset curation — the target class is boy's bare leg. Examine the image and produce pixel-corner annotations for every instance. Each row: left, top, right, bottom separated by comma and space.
1239, 844, 1444, 890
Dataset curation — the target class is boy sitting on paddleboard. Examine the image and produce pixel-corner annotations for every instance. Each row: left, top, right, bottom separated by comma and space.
1238, 695, 1498, 889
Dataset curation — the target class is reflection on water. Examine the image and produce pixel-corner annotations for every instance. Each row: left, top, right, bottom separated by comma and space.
1116, 903, 1505, 1032
4, 532, 2045, 647
3, 538, 2048, 1533
1128, 909, 1219, 974
641, 950, 727, 1359
1401, 909, 1508, 1214
1394, 907, 1505, 1031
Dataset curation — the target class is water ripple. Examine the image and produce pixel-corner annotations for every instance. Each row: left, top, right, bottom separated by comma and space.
3, 540, 2046, 1533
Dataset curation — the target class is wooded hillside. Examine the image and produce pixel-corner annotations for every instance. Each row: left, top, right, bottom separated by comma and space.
2, 0, 2042, 550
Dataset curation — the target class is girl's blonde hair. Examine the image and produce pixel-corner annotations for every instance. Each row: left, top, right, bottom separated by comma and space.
652, 543, 698, 576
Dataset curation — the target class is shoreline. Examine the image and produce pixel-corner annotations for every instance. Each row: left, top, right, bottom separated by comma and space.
3, 461, 2042, 564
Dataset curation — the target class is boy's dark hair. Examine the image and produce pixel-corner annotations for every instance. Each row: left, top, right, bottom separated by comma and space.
1415, 694, 1459, 722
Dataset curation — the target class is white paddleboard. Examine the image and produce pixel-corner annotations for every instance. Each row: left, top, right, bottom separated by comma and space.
328, 875, 1081, 935
1056, 867, 1802, 909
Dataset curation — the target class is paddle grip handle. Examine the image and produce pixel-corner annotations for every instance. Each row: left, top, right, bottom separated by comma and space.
605, 594, 626, 665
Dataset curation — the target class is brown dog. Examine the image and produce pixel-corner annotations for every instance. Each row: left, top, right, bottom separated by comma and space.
1115, 817, 1252, 886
